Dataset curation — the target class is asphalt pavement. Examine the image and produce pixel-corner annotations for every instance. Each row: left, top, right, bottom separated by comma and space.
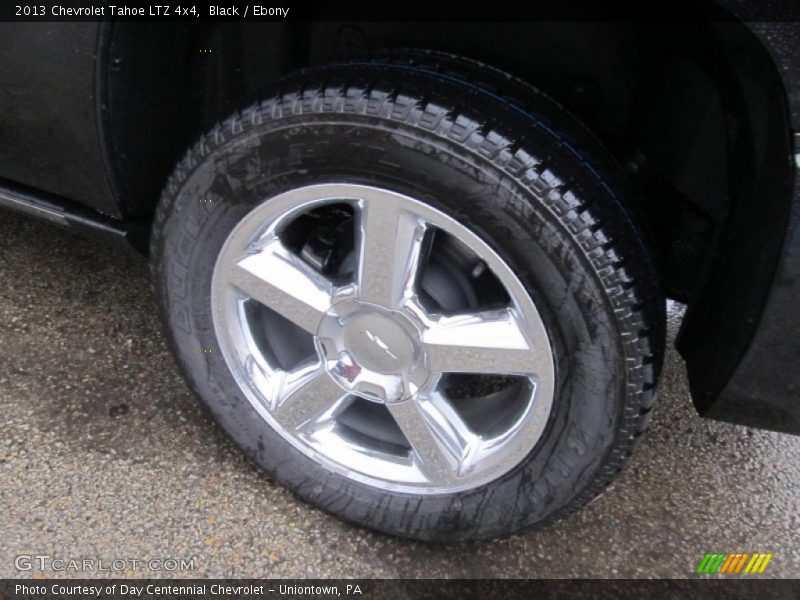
0, 210, 797, 578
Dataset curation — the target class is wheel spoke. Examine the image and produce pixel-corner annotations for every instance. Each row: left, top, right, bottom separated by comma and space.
387, 393, 477, 484
356, 196, 428, 308
272, 363, 346, 430
229, 237, 335, 333
212, 183, 557, 492
422, 308, 540, 375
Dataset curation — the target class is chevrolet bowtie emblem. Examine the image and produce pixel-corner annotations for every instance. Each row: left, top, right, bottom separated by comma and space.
363, 330, 399, 360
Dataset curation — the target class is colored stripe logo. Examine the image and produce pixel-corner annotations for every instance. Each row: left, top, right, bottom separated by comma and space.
696, 552, 773, 574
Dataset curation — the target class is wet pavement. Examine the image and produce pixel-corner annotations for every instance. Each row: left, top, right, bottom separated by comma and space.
0, 210, 797, 578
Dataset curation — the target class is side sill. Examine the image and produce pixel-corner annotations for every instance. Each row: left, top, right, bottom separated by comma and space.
0, 179, 150, 256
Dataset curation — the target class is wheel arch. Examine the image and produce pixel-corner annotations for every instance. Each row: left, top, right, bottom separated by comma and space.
100, 14, 795, 425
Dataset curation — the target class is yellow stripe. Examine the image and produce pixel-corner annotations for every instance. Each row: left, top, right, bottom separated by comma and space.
720, 553, 737, 573
744, 554, 760, 573
751, 554, 768, 574
758, 554, 773, 573
734, 553, 749, 573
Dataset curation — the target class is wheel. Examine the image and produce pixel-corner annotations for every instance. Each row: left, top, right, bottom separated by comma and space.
151, 55, 664, 541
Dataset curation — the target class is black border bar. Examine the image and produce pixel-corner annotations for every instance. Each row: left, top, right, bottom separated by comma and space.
2, 0, 800, 22
2, 579, 800, 600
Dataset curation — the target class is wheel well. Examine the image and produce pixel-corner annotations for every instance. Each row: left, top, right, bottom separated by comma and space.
104, 17, 792, 308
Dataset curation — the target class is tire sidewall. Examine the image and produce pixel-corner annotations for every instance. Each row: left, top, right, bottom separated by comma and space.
156, 110, 626, 540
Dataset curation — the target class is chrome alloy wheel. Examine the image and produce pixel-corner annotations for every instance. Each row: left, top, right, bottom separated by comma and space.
211, 184, 555, 493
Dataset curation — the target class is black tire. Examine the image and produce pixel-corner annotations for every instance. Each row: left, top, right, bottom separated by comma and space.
151, 55, 665, 541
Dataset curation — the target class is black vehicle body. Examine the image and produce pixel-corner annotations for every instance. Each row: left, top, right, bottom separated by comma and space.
0, 3, 798, 434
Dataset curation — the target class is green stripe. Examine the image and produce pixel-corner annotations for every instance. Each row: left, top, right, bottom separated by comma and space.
704, 554, 719, 573
708, 553, 727, 573
697, 554, 712, 573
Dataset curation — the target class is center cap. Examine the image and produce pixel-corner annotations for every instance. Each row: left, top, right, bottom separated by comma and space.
316, 302, 429, 403
344, 313, 414, 374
